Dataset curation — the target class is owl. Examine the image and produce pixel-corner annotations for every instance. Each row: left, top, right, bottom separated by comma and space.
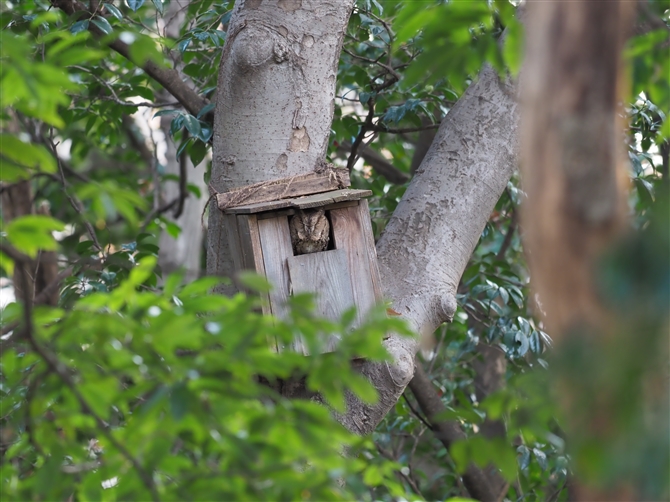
289, 209, 330, 255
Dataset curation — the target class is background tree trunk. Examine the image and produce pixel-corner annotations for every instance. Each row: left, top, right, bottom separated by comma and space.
520, 0, 632, 337
157, 0, 208, 283
521, 2, 639, 499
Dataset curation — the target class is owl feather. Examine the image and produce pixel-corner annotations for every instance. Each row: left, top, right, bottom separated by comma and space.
289, 209, 330, 255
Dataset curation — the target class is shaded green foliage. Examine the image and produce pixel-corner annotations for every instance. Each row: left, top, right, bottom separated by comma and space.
1, 0, 668, 500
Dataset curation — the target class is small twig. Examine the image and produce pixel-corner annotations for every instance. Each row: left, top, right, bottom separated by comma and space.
428, 324, 448, 374
173, 135, 189, 219
402, 393, 434, 431
376, 443, 426, 498
343, 48, 400, 82
44, 133, 103, 253
140, 198, 180, 232
546, 477, 568, 502
18, 280, 160, 501
346, 98, 376, 172
496, 208, 517, 260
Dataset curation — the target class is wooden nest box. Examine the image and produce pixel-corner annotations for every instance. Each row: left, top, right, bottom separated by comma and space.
217, 168, 383, 354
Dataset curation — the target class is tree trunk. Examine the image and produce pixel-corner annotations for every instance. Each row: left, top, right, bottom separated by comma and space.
208, 0, 518, 435
520, 2, 637, 499
520, 0, 632, 338
207, 0, 356, 290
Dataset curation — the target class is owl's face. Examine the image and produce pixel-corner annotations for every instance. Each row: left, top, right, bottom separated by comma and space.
299, 210, 325, 240
290, 209, 330, 254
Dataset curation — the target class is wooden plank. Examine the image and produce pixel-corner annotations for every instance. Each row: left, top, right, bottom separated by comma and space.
224, 189, 373, 214
287, 249, 356, 353
257, 208, 296, 221
294, 189, 372, 209
236, 215, 272, 319
223, 214, 244, 275
216, 167, 350, 210
321, 200, 360, 211
330, 203, 380, 327
356, 198, 384, 301
257, 216, 296, 352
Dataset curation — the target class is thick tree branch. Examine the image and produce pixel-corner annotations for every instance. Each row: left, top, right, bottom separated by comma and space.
334, 65, 518, 437
336, 140, 410, 185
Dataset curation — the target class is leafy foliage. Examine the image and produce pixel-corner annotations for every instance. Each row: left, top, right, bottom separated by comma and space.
1, 0, 668, 500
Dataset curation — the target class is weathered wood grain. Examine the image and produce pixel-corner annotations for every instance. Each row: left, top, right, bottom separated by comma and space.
287, 249, 356, 353
235, 215, 272, 320
224, 189, 372, 214
216, 168, 350, 210
257, 216, 295, 351
356, 198, 384, 301
330, 202, 381, 326
223, 214, 244, 273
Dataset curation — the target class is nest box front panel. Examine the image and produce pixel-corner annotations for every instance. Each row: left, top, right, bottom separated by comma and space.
223, 192, 383, 355
287, 249, 355, 353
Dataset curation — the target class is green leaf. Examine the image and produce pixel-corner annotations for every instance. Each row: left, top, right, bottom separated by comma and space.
70, 20, 89, 34
182, 114, 202, 138
91, 17, 113, 35
188, 139, 208, 166
126, 0, 145, 11
0, 135, 56, 177
0, 250, 15, 276
196, 103, 215, 119
6, 215, 65, 258
238, 272, 272, 293
151, 0, 163, 14
128, 33, 164, 66
103, 3, 123, 19
501, 15, 523, 76
178, 37, 192, 53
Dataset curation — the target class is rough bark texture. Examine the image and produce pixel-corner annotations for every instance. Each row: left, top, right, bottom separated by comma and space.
333, 66, 518, 435
208, 0, 356, 289
520, 1, 632, 338
207, 0, 519, 436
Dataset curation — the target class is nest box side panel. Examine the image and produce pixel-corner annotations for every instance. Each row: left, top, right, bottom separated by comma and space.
223, 214, 244, 273
224, 214, 272, 314
330, 201, 383, 325
257, 215, 294, 320
287, 249, 356, 353
355, 198, 384, 300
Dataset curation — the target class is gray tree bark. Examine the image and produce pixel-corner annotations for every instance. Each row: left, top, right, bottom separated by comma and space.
208, 0, 519, 435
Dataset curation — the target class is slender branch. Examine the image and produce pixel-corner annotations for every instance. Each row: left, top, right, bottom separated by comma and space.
50, 0, 208, 117
496, 208, 517, 260
47, 134, 104, 253
16, 269, 160, 501
427, 324, 448, 374
141, 198, 180, 231
372, 123, 441, 134
408, 362, 506, 502
346, 98, 376, 172
173, 135, 188, 219
402, 393, 433, 431
335, 140, 409, 184
343, 48, 400, 82
376, 443, 425, 498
